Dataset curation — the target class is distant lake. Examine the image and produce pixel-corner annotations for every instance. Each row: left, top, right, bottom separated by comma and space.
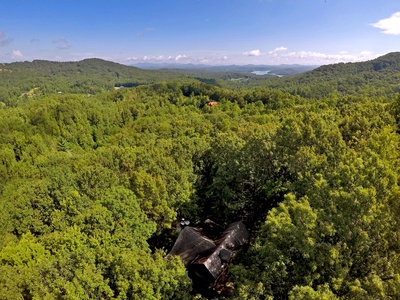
251, 70, 284, 77
251, 70, 271, 75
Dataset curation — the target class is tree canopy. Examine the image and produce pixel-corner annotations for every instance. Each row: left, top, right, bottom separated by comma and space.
1, 53, 400, 299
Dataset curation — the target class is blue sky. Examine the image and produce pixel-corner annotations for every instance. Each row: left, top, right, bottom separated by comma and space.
0, 0, 399, 65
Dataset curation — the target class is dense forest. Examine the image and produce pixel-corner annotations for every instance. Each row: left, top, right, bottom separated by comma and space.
1, 53, 400, 299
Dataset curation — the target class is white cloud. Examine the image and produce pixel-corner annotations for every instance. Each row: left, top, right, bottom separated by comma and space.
175, 54, 188, 61
143, 55, 172, 61
371, 12, 400, 35
115, 46, 376, 65
53, 38, 71, 49
359, 50, 373, 57
262, 47, 378, 64
268, 46, 288, 56
124, 53, 231, 65
12, 50, 23, 58
193, 55, 230, 64
243, 49, 261, 56
281, 50, 378, 64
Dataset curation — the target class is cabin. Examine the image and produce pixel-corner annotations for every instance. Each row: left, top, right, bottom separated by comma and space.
168, 221, 249, 292
168, 226, 216, 266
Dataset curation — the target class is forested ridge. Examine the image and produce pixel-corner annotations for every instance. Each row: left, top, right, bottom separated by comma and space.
0, 58, 186, 104
263, 52, 400, 99
1, 53, 400, 299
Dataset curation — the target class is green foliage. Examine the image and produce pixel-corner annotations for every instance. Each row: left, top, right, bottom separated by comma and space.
1, 56, 400, 298
262, 52, 400, 100
289, 284, 339, 300
230, 103, 400, 299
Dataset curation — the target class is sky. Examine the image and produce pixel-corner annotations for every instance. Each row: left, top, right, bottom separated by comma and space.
0, 0, 399, 65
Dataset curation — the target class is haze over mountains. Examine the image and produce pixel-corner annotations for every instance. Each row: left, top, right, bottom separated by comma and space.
130, 62, 318, 75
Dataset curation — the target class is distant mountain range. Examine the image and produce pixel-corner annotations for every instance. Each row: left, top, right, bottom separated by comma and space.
1, 52, 400, 103
131, 62, 318, 76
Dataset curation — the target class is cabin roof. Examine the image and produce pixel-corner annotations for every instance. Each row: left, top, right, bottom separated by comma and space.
218, 221, 249, 249
168, 226, 216, 266
191, 221, 249, 281
169, 221, 249, 289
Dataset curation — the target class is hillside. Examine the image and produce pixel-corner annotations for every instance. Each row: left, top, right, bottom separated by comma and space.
0, 58, 319, 105
4, 53, 399, 106
262, 52, 400, 99
0, 58, 317, 107
0, 58, 184, 105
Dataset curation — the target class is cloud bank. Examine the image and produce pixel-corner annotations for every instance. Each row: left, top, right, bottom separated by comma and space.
175, 54, 188, 61
121, 48, 378, 66
126, 54, 230, 65
371, 12, 400, 35
265, 47, 378, 64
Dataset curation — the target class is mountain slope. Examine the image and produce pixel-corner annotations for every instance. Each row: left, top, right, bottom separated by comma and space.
0, 58, 183, 104
262, 52, 400, 99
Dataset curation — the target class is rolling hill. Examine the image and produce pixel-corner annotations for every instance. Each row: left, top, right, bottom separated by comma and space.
262, 52, 400, 99
1, 52, 400, 106
0, 58, 185, 104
